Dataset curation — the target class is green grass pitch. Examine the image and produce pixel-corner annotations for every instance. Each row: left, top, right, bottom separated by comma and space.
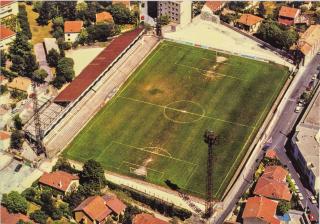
63, 41, 289, 199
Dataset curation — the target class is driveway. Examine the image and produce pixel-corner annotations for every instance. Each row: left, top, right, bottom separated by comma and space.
34, 43, 53, 82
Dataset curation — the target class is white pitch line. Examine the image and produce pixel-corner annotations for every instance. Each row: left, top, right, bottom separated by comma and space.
118, 96, 254, 128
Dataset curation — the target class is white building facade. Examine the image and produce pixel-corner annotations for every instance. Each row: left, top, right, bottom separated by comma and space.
0, 0, 18, 19
157, 1, 192, 26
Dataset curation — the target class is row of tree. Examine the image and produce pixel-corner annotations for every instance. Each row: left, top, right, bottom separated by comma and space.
18, 5, 32, 39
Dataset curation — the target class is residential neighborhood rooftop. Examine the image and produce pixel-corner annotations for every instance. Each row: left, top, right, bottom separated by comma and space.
0, 0, 14, 7
237, 14, 263, 26
204, 1, 225, 12
39, 170, 79, 192
0, 25, 15, 40
242, 196, 280, 224
279, 6, 299, 19
64, 21, 83, 33
96, 11, 113, 23
0, 130, 10, 140
262, 165, 288, 182
296, 25, 320, 56
133, 213, 168, 224
0, 206, 33, 224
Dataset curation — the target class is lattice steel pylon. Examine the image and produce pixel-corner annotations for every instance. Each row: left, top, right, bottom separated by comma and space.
31, 81, 46, 157
204, 130, 218, 218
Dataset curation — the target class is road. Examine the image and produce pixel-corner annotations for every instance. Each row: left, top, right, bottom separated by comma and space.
270, 54, 320, 218
215, 54, 320, 223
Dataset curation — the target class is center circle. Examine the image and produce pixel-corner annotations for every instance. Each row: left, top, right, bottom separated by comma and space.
163, 100, 205, 124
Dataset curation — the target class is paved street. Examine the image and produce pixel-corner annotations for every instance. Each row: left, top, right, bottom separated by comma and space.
270, 54, 320, 218
215, 54, 320, 223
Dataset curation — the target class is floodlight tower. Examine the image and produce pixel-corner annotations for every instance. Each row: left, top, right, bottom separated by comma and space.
31, 81, 46, 157
204, 130, 218, 218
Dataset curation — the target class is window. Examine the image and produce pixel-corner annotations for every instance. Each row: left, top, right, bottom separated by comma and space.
68, 34, 70, 36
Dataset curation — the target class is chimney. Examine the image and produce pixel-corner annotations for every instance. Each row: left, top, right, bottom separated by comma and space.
58, 180, 62, 188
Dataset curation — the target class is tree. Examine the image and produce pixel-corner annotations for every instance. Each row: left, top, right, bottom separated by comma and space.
52, 157, 78, 173
56, 57, 75, 82
122, 205, 141, 224
30, 210, 48, 224
13, 114, 22, 130
36, 2, 51, 25
277, 200, 290, 215
78, 29, 88, 45
10, 130, 24, 149
0, 50, 7, 67
93, 23, 114, 42
108, 4, 135, 24
33, 69, 48, 83
47, 49, 60, 68
228, 1, 249, 12
80, 159, 107, 186
1, 191, 28, 214
76, 2, 88, 12
159, 15, 170, 25
52, 16, 64, 29
257, 2, 266, 17
18, 5, 32, 39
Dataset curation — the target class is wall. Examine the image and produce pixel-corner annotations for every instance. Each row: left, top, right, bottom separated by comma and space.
0, 2, 18, 19
64, 32, 79, 43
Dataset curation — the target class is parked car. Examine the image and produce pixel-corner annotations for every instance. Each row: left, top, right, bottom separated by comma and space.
309, 196, 318, 204
312, 74, 317, 80
298, 192, 304, 200
295, 103, 303, 113
14, 164, 22, 172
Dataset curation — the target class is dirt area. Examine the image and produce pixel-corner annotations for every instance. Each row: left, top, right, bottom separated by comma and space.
65, 47, 105, 76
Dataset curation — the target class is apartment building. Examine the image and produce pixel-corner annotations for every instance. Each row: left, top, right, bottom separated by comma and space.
157, 1, 192, 26
291, 87, 320, 194
0, 0, 18, 19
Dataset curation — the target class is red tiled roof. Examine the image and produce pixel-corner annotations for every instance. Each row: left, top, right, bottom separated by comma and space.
112, 0, 130, 7
133, 213, 168, 224
96, 11, 113, 23
39, 171, 79, 192
54, 27, 144, 103
74, 194, 126, 221
64, 21, 83, 33
254, 177, 292, 201
263, 166, 288, 182
0, 131, 10, 140
204, 1, 225, 12
265, 149, 277, 159
0, 0, 13, 7
278, 17, 295, 26
0, 206, 33, 224
243, 196, 280, 224
0, 25, 15, 40
102, 194, 127, 215
279, 6, 299, 19
237, 14, 263, 26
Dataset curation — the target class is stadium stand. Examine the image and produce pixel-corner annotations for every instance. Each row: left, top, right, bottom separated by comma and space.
54, 27, 144, 104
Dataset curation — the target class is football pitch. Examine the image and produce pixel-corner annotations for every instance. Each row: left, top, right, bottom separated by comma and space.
64, 41, 289, 199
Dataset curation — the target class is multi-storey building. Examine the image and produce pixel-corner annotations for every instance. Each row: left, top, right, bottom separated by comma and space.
291, 87, 320, 194
157, 1, 191, 26
0, 0, 18, 19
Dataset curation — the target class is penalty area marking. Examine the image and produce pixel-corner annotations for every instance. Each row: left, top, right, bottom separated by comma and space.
121, 161, 165, 179
175, 62, 249, 82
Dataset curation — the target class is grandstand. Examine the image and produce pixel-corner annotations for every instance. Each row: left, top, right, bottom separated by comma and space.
24, 28, 145, 141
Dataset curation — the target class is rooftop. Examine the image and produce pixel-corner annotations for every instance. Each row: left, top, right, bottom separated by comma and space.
0, 131, 10, 140
64, 21, 83, 33
295, 87, 320, 177
133, 213, 168, 224
7, 76, 32, 92
204, 1, 225, 12
0, 25, 15, 40
243, 196, 280, 224
96, 11, 113, 23
265, 149, 278, 159
237, 14, 263, 26
279, 6, 300, 19
0, 0, 14, 7
262, 165, 288, 182
39, 170, 79, 192
254, 176, 292, 201
0, 206, 33, 224
74, 194, 126, 222
297, 25, 320, 56
54, 27, 144, 103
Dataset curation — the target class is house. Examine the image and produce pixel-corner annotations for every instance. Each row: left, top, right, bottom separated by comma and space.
133, 213, 168, 224
43, 38, 60, 55
95, 11, 113, 23
64, 21, 83, 42
0, 131, 10, 151
112, 0, 131, 10
39, 171, 79, 195
265, 149, 278, 160
262, 165, 288, 182
0, 25, 15, 50
293, 25, 320, 65
7, 76, 32, 95
0, 0, 18, 19
278, 6, 301, 26
291, 87, 320, 193
1, 206, 33, 224
202, 1, 225, 14
236, 14, 263, 33
242, 196, 280, 224
73, 194, 126, 224
254, 176, 292, 201
158, 1, 192, 26
0, 105, 11, 130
